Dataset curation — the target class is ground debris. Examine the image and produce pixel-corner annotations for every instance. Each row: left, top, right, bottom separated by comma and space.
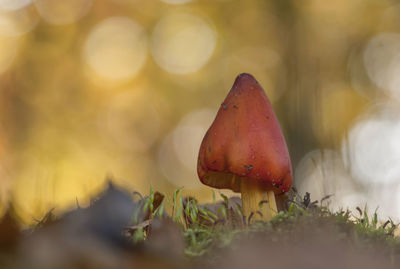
0, 206, 20, 252
0, 186, 400, 269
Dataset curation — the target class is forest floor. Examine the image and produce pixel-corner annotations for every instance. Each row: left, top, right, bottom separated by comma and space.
0, 183, 399, 269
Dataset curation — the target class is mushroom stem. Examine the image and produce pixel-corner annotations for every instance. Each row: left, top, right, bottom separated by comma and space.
267, 189, 277, 218
240, 179, 274, 223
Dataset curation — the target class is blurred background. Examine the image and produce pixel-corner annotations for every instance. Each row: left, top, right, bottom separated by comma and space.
0, 0, 399, 224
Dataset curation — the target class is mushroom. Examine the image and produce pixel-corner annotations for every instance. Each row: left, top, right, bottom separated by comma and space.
197, 73, 292, 222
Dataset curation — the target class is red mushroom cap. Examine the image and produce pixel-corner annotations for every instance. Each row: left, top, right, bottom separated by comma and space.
197, 73, 292, 194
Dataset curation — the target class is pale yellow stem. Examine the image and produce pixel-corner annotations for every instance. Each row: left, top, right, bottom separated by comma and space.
267, 189, 277, 218
240, 178, 277, 224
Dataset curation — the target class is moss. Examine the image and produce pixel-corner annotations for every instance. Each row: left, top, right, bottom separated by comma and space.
178, 193, 400, 260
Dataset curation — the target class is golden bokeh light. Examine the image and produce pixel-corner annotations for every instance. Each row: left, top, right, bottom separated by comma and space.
0, 5, 39, 37
160, 0, 193, 4
99, 89, 161, 152
0, 34, 18, 74
12, 137, 151, 224
0, 0, 31, 11
84, 17, 148, 83
34, 0, 93, 25
172, 109, 215, 172
151, 12, 217, 74
158, 109, 216, 189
